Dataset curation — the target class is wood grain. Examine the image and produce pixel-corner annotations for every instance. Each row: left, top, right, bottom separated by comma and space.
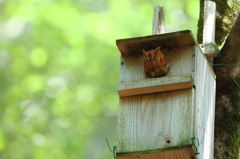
118, 74, 193, 97
117, 148, 196, 159
193, 45, 216, 159
203, 1, 216, 43
120, 45, 195, 82
152, 6, 165, 35
199, 43, 217, 58
116, 30, 196, 56
116, 29, 216, 158
117, 89, 193, 153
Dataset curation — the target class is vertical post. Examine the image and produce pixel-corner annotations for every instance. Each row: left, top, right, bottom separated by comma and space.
152, 6, 165, 34
200, 1, 217, 58
203, 1, 216, 43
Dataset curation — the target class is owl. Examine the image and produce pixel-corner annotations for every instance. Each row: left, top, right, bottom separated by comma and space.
142, 47, 170, 78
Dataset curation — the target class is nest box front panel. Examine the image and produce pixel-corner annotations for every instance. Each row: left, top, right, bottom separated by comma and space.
120, 55, 145, 82
116, 30, 199, 157
116, 89, 193, 153
120, 46, 195, 83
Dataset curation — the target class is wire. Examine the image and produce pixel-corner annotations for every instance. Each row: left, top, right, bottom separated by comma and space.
204, 42, 240, 88
211, 61, 240, 66
106, 138, 116, 159
218, 53, 240, 88
191, 136, 200, 155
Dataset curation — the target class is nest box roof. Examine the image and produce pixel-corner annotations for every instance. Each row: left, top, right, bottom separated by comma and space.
116, 30, 198, 56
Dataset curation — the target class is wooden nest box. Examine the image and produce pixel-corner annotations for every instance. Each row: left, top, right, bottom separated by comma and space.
115, 30, 216, 159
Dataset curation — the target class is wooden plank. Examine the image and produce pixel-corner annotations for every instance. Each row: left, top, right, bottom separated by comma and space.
152, 6, 165, 34
116, 30, 197, 56
118, 74, 193, 97
203, 1, 216, 43
117, 145, 192, 157
200, 1, 217, 58
117, 148, 195, 159
116, 89, 193, 153
193, 46, 216, 159
199, 43, 217, 57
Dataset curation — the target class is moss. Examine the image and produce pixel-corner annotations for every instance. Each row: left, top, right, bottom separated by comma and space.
197, 0, 204, 44
215, 85, 240, 158
197, 0, 238, 46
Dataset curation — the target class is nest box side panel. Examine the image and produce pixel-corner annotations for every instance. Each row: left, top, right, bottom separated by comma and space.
120, 45, 195, 82
116, 89, 193, 153
194, 46, 216, 159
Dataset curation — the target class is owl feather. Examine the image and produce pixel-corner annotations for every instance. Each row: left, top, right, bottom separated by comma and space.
142, 47, 170, 78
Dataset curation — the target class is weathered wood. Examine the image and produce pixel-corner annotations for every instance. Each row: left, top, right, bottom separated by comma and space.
116, 27, 216, 159
119, 45, 195, 82
194, 46, 216, 159
116, 30, 196, 56
199, 43, 217, 58
152, 6, 165, 34
118, 74, 193, 97
203, 1, 216, 43
117, 89, 194, 153
200, 1, 217, 57
117, 45, 196, 158
117, 148, 195, 159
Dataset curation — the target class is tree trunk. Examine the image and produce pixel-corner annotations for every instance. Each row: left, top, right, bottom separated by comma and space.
213, 13, 240, 159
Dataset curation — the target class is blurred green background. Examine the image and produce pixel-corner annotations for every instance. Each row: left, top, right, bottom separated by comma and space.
0, 0, 199, 158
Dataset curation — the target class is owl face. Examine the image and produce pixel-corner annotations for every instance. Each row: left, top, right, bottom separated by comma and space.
142, 47, 169, 78
142, 47, 162, 65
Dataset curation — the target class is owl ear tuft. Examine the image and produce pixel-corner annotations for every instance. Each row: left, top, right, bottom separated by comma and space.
142, 49, 147, 54
156, 47, 161, 51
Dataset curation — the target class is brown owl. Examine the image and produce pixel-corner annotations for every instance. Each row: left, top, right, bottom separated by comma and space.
142, 47, 170, 78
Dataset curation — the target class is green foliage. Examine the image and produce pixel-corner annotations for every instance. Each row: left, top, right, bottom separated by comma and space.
0, 0, 199, 158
